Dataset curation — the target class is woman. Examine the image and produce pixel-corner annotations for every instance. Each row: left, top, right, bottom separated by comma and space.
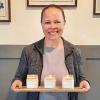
11, 4, 90, 100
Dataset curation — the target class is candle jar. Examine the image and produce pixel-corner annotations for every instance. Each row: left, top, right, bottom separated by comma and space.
62, 75, 74, 88
44, 75, 56, 88
26, 74, 38, 88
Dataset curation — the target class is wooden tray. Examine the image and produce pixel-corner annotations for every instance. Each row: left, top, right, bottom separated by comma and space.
15, 86, 86, 93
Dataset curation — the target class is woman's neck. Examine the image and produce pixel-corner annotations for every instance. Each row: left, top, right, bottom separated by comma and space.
44, 38, 63, 48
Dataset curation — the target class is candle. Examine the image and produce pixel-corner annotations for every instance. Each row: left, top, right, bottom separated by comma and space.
26, 74, 38, 88
44, 75, 56, 88
62, 75, 74, 88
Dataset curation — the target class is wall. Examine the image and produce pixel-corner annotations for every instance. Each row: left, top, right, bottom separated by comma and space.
0, 0, 100, 45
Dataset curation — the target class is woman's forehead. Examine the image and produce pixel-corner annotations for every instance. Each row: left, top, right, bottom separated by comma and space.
43, 7, 62, 14
42, 8, 63, 19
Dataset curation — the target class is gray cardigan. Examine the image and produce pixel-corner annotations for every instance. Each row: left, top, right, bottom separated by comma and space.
13, 37, 87, 100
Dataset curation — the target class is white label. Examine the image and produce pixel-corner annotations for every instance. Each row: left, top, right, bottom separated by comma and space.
44, 81, 56, 88
62, 80, 74, 88
26, 81, 38, 88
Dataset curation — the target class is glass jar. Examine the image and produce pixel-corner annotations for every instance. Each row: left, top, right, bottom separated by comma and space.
44, 75, 56, 88
26, 74, 38, 88
62, 74, 74, 88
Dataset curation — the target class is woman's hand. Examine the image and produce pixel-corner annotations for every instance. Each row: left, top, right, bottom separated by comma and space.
79, 80, 91, 92
11, 80, 22, 92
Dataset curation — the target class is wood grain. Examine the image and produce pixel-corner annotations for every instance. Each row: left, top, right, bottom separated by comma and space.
15, 86, 86, 93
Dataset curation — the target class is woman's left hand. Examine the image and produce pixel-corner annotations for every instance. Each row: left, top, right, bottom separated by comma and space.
79, 80, 91, 92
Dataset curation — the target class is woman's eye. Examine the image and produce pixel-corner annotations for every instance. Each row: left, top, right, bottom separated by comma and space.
45, 22, 50, 24
55, 21, 61, 24
44, 21, 61, 24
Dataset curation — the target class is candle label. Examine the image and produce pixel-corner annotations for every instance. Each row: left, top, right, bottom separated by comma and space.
44, 75, 56, 88
62, 75, 74, 88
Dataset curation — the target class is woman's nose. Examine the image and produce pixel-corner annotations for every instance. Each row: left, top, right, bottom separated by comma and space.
50, 23, 56, 28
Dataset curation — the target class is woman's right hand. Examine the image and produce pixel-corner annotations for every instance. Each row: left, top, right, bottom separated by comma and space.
11, 80, 22, 92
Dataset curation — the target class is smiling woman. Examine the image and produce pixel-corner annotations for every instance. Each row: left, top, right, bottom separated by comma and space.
11, 4, 90, 100
41, 6, 65, 43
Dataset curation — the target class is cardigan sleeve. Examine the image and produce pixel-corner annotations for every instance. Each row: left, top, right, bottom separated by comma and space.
73, 47, 87, 84
12, 47, 28, 85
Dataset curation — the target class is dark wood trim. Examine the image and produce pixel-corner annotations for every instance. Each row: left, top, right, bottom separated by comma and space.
93, 0, 100, 15
27, 0, 77, 7
0, 0, 11, 22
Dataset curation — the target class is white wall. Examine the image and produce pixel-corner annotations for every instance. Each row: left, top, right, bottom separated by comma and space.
0, 0, 100, 45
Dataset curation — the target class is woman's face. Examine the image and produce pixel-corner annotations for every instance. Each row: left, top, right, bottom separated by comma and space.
41, 7, 65, 41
